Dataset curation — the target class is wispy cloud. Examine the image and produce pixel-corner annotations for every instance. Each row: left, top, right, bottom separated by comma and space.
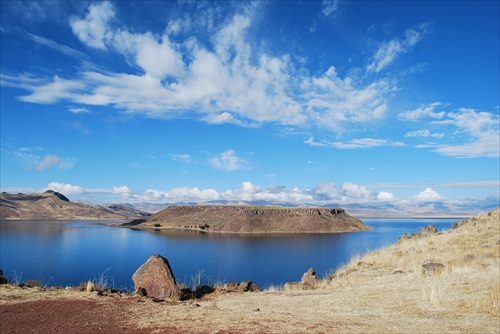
27, 32, 85, 58
170, 153, 191, 163
367, 22, 432, 73
305, 137, 405, 149
5, 148, 76, 171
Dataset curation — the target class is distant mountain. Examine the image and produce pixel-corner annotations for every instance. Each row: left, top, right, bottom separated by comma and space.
0, 191, 150, 220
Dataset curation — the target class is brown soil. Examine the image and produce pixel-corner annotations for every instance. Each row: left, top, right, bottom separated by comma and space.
0, 290, 172, 334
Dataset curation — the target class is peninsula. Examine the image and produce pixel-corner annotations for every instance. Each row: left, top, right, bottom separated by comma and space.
119, 205, 370, 233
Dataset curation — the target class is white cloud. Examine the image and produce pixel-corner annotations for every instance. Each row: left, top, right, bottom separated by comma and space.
367, 23, 431, 73
8, 148, 76, 171
415, 187, 442, 202
322, 0, 339, 17
68, 107, 90, 114
69, 1, 115, 50
170, 153, 191, 163
377, 191, 395, 201
47, 182, 85, 195
112, 186, 133, 197
209, 150, 249, 171
28, 33, 86, 58
398, 102, 446, 121
306, 137, 405, 149
405, 129, 444, 138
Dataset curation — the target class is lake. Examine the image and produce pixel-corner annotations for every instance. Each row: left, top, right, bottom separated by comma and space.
0, 218, 458, 290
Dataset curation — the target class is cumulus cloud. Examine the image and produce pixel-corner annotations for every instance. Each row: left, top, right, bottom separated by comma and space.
112, 185, 133, 197
69, 1, 115, 50
377, 191, 395, 201
209, 150, 249, 171
415, 187, 442, 202
47, 182, 85, 195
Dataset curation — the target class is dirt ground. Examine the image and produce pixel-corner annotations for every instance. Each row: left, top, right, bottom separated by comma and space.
0, 287, 171, 334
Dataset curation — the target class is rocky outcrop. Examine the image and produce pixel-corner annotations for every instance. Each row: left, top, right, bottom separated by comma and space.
398, 224, 438, 242
132, 254, 178, 299
285, 268, 321, 291
122, 205, 370, 233
0, 191, 150, 220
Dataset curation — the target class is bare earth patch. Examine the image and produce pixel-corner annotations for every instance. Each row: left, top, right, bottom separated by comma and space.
1, 209, 499, 333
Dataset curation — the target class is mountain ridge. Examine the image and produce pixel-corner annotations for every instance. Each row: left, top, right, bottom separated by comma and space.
0, 191, 150, 220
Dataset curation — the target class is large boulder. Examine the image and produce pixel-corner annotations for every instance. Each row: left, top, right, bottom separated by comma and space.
132, 254, 177, 299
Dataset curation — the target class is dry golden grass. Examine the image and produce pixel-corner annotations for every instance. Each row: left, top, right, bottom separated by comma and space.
2, 209, 499, 333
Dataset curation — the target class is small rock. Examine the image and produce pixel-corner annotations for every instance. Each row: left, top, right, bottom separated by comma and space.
393, 270, 405, 275
253, 308, 260, 312
195, 285, 214, 298
238, 281, 261, 292
422, 262, 445, 275
463, 254, 476, 262
223, 282, 239, 292
301, 268, 319, 285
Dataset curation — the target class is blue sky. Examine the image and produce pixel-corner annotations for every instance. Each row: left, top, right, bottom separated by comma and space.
1, 1, 499, 214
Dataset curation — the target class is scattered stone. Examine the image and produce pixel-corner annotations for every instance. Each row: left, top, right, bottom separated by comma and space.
237, 281, 261, 292
253, 308, 260, 312
92, 290, 102, 296
393, 270, 405, 275
422, 262, 445, 275
195, 285, 214, 298
463, 254, 476, 262
301, 268, 319, 285
132, 254, 178, 299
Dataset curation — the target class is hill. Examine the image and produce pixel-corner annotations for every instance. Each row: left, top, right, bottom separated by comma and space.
0, 191, 149, 220
120, 205, 370, 233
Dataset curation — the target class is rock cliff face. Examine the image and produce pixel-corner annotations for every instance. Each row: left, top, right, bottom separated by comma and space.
123, 205, 370, 233
0, 191, 149, 220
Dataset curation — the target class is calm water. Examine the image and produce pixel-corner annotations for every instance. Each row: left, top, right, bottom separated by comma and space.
0, 218, 458, 290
